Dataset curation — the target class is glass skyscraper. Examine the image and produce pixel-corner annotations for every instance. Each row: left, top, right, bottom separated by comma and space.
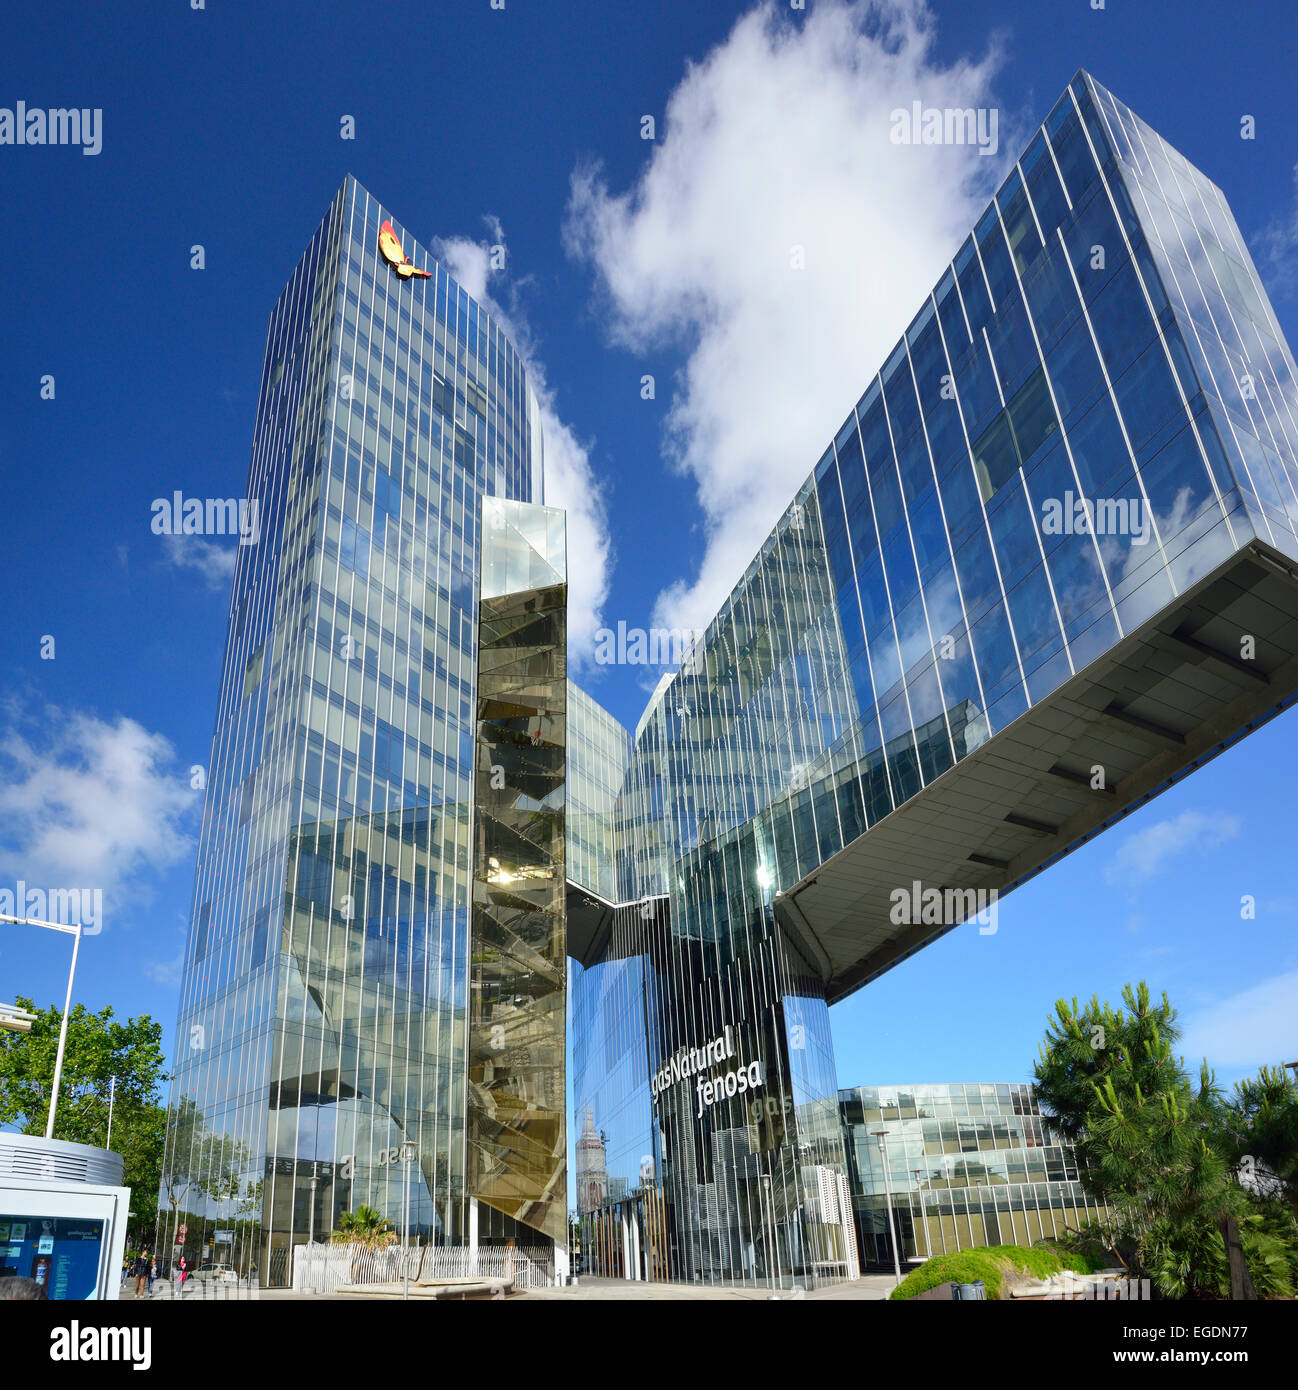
164, 70, 1298, 1290
158, 176, 547, 1284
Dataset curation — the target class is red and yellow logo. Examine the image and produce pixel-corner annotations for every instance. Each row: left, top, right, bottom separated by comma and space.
378, 220, 432, 280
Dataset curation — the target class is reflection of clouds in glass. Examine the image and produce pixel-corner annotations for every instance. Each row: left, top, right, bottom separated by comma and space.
1150, 489, 1233, 591
1091, 484, 1234, 600
904, 667, 947, 728
1096, 486, 1191, 587
1046, 537, 1109, 628
922, 572, 965, 653
891, 570, 960, 674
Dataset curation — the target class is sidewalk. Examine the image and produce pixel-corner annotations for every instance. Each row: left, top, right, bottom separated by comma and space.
519, 1274, 898, 1301
117, 1273, 900, 1302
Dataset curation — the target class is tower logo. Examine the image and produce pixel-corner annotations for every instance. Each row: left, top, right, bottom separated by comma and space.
378, 219, 432, 280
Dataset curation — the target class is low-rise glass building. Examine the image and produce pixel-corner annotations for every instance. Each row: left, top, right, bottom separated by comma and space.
841, 1083, 1108, 1266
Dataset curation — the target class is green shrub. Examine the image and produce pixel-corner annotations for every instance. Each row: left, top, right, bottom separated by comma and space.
1035, 1222, 1126, 1271
1142, 1215, 1296, 1300
888, 1243, 1104, 1301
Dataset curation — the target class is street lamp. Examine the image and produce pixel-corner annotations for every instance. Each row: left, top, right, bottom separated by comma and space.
872, 1130, 903, 1288
400, 1140, 418, 1302
307, 1170, 319, 1244
761, 1171, 777, 1293
1, 913, 84, 1140
911, 1167, 933, 1261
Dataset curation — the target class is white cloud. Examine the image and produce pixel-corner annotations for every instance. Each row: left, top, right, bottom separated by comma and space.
565, 0, 1009, 636
143, 951, 185, 988
433, 223, 611, 664
1256, 159, 1298, 301
432, 217, 502, 303
0, 704, 198, 925
161, 533, 238, 588
1104, 809, 1242, 889
532, 397, 611, 658
1180, 970, 1298, 1071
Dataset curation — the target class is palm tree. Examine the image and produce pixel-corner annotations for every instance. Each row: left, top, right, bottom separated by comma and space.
331, 1205, 396, 1248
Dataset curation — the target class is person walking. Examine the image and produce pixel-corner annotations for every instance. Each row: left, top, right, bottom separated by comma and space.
148, 1257, 157, 1295
120, 1257, 129, 1288
177, 1255, 188, 1290
132, 1251, 150, 1298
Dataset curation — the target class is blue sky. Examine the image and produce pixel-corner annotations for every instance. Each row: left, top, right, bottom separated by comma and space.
2, 0, 1297, 1098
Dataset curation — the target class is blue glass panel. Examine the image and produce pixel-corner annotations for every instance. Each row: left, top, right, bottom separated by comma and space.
955, 237, 993, 335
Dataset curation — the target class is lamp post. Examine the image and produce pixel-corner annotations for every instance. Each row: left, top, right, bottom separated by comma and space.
761, 1171, 777, 1293
911, 1167, 933, 1260
1, 913, 84, 1140
872, 1130, 903, 1288
307, 1171, 319, 1245
106, 1074, 117, 1151
302, 1167, 320, 1296
400, 1140, 418, 1302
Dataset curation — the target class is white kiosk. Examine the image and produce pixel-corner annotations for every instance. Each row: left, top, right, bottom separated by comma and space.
0, 1133, 131, 1300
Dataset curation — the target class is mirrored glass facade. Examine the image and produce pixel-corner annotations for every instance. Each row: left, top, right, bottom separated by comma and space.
567, 683, 631, 904
468, 501, 568, 1245
163, 69, 1298, 1292
159, 177, 544, 1284
841, 1083, 1109, 1266
568, 70, 1298, 1288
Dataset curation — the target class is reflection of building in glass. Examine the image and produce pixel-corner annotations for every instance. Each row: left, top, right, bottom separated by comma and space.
841, 1083, 1109, 1266
574, 1111, 608, 1216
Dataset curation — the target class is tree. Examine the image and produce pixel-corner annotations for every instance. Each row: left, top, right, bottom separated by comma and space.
1033, 983, 1180, 1143
1033, 982, 1297, 1299
1220, 1066, 1298, 1214
0, 995, 167, 1230
332, 1204, 396, 1247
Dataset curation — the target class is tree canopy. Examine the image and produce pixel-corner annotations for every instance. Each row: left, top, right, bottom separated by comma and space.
1033, 981, 1298, 1299
0, 995, 167, 1218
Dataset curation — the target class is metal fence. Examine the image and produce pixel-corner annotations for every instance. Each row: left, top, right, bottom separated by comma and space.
293, 1243, 555, 1294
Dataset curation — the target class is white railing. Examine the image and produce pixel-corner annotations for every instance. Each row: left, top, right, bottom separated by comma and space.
293, 1243, 554, 1294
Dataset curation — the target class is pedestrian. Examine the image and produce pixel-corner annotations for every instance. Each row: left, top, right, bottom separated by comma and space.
120, 1257, 129, 1288
133, 1250, 150, 1297
178, 1254, 187, 1289
148, 1257, 157, 1295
